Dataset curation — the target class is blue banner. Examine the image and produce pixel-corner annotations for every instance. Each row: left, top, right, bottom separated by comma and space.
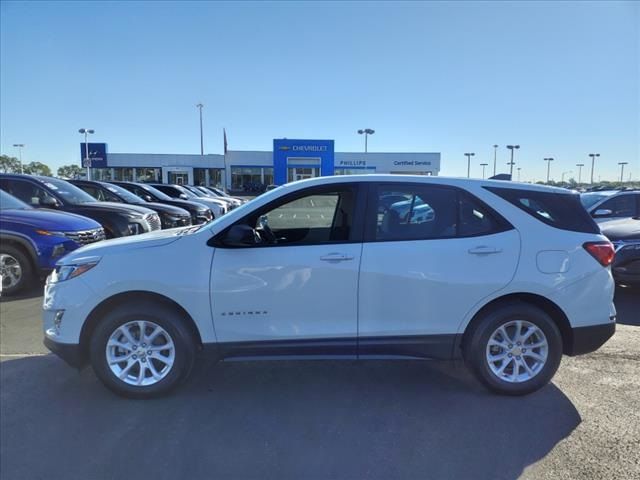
79, 143, 108, 168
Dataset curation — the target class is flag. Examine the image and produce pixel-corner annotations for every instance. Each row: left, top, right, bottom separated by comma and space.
223, 128, 228, 154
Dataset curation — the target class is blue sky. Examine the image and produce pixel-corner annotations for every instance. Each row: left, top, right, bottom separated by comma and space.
1, 1, 638, 181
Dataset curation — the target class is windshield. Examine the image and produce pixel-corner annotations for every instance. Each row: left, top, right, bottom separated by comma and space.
138, 183, 173, 201
580, 193, 610, 209
185, 186, 206, 197
36, 177, 97, 204
0, 189, 31, 210
102, 183, 145, 203
175, 185, 196, 198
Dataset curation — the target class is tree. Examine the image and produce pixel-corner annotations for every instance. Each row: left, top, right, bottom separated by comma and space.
23, 161, 52, 176
57, 164, 83, 179
0, 155, 21, 173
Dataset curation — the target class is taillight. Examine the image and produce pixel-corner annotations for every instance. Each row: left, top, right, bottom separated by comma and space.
583, 241, 615, 267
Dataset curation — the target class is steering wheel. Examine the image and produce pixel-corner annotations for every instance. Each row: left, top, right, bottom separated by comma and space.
257, 215, 278, 244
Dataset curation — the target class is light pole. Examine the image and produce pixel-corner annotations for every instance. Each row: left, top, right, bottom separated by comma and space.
12, 144, 25, 174
576, 163, 585, 184
544, 157, 554, 183
480, 163, 488, 179
588, 153, 600, 184
464, 152, 475, 178
517, 167, 522, 182
196, 103, 204, 155
357, 129, 375, 153
492, 144, 498, 176
78, 128, 95, 180
618, 162, 628, 182
561, 170, 572, 183
506, 145, 520, 179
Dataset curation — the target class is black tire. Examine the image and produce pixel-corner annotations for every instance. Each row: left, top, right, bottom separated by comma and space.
463, 302, 563, 396
0, 245, 34, 295
89, 301, 197, 399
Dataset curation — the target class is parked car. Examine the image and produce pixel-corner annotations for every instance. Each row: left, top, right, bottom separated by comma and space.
196, 186, 246, 207
581, 190, 640, 222
182, 185, 237, 211
43, 176, 615, 398
149, 183, 227, 218
599, 218, 640, 287
111, 181, 213, 225
0, 174, 161, 238
69, 180, 192, 229
0, 190, 105, 295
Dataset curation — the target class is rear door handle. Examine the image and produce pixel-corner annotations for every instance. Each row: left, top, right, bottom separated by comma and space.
468, 246, 502, 255
320, 253, 354, 262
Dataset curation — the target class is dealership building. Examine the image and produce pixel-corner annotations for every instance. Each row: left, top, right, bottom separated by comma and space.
82, 139, 440, 192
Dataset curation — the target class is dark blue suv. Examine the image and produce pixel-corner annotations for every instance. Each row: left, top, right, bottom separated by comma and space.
0, 190, 105, 295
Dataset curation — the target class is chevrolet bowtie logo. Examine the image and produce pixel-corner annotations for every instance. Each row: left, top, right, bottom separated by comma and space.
278, 146, 291, 151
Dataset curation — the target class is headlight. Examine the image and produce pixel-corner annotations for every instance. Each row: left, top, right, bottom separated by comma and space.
163, 215, 181, 227
35, 229, 67, 237
49, 260, 100, 283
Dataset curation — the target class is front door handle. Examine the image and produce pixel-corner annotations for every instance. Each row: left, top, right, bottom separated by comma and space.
320, 253, 354, 262
468, 246, 502, 255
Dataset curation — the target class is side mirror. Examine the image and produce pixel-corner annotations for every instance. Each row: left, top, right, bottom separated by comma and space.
40, 197, 59, 208
143, 195, 153, 202
179, 193, 189, 200
593, 209, 613, 218
221, 224, 260, 247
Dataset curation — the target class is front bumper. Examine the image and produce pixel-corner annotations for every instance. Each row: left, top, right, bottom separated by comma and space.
568, 322, 616, 356
43, 337, 86, 368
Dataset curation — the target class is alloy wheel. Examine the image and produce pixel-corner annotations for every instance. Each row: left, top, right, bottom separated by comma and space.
105, 320, 175, 386
0, 254, 22, 290
485, 320, 549, 383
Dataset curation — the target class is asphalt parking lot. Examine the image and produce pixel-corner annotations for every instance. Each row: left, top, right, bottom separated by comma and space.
1, 286, 638, 480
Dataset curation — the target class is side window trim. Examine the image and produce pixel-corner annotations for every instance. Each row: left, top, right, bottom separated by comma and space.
214, 182, 367, 248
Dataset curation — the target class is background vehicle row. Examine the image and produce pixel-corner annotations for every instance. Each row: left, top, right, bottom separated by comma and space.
0, 190, 105, 294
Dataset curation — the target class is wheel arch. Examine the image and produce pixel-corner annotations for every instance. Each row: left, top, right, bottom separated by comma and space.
0, 233, 39, 272
79, 290, 203, 360
460, 292, 573, 356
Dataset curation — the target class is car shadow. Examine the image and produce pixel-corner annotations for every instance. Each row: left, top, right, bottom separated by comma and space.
0, 281, 44, 303
614, 286, 640, 326
1, 355, 581, 480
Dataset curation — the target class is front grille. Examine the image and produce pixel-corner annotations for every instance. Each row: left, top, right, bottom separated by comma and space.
65, 227, 106, 245
144, 213, 162, 231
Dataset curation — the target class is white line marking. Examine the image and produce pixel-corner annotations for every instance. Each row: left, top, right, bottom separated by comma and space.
0, 353, 48, 358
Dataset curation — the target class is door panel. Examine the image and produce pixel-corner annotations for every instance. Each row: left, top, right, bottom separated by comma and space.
358, 230, 519, 337
210, 244, 361, 344
358, 182, 520, 340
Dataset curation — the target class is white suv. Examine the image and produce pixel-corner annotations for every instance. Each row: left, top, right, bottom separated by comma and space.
43, 176, 616, 398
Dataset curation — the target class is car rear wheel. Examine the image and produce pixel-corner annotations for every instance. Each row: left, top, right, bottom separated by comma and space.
89, 302, 196, 398
0, 245, 33, 296
464, 303, 563, 396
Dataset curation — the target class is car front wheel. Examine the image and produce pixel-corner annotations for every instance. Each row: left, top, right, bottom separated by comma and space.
89, 302, 196, 398
0, 246, 33, 295
464, 303, 563, 396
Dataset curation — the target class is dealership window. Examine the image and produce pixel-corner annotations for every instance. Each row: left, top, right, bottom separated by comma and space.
231, 167, 273, 192
135, 167, 161, 183
334, 167, 376, 176
208, 168, 224, 188
113, 168, 134, 181
91, 168, 113, 181
390, 171, 432, 176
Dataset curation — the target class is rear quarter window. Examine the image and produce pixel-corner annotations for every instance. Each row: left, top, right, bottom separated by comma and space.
484, 187, 600, 234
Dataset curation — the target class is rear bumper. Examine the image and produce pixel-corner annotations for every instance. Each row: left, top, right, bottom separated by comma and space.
43, 337, 86, 369
568, 322, 616, 356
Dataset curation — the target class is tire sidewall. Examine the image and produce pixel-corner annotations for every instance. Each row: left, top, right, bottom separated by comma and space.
89, 303, 195, 399
466, 303, 563, 396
